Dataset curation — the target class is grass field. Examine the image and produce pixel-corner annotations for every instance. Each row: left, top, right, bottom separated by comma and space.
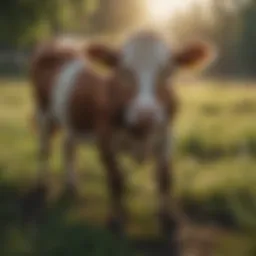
1, 79, 256, 255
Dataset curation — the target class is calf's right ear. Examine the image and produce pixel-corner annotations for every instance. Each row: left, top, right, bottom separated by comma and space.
174, 41, 217, 71
86, 43, 120, 68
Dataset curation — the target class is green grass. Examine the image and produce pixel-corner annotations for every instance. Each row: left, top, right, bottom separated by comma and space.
1, 79, 256, 255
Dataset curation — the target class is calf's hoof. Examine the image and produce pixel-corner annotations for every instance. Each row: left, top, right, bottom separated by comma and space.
107, 214, 126, 237
20, 184, 48, 225
158, 211, 181, 255
62, 183, 79, 201
159, 211, 178, 236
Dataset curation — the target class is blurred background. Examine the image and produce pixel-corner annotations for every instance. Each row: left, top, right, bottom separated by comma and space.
1, 0, 256, 255
1, 0, 256, 78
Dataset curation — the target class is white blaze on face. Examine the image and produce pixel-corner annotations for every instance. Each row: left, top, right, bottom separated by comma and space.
121, 33, 171, 125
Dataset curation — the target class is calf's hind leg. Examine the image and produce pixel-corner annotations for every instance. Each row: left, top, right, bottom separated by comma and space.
21, 110, 53, 225
36, 110, 53, 186
62, 132, 78, 195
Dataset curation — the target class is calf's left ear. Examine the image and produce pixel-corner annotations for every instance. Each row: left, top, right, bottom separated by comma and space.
174, 41, 217, 70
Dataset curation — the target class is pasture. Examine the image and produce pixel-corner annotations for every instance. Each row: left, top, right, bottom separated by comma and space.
0, 79, 256, 255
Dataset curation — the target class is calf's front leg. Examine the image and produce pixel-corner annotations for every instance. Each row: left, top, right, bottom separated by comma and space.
98, 134, 126, 235
155, 131, 181, 254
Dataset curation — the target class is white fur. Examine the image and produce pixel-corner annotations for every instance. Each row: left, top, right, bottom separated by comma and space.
51, 59, 85, 128
121, 32, 171, 125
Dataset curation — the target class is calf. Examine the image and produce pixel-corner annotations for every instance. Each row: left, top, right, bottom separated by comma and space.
30, 31, 216, 241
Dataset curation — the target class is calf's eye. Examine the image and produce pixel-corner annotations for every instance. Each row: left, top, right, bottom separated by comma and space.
162, 63, 174, 78
118, 67, 136, 86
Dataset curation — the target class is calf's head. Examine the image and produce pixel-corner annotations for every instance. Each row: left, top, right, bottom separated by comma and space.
87, 31, 216, 133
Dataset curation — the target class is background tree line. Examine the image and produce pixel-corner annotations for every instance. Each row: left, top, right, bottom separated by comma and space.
0, 0, 255, 78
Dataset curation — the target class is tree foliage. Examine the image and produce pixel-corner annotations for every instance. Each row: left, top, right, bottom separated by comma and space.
0, 0, 95, 48
0, 0, 52, 47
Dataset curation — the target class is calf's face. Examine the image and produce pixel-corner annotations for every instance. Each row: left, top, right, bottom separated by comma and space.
87, 32, 216, 132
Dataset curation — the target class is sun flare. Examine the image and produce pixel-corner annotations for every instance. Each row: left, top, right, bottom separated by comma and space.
145, 0, 194, 24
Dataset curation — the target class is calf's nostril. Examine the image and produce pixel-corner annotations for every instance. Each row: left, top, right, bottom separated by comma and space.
138, 111, 155, 125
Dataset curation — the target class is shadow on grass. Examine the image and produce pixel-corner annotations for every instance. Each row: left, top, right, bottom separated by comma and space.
0, 179, 173, 256
1, 174, 254, 255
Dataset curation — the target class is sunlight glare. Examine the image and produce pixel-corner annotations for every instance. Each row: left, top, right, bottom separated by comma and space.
145, 0, 194, 24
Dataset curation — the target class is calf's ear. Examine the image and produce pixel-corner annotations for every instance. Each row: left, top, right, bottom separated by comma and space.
86, 43, 120, 68
174, 41, 217, 70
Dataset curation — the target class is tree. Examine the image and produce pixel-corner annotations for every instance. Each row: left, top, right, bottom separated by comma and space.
238, 4, 256, 77
0, 0, 94, 48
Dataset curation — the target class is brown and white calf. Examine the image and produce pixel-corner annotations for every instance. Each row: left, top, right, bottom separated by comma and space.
30, 31, 216, 237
